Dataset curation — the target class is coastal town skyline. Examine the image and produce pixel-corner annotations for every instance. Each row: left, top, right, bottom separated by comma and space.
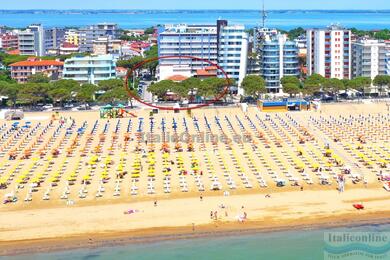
1, 0, 390, 10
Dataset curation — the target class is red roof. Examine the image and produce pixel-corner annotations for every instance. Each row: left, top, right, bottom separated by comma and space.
10, 59, 64, 67
130, 42, 150, 49
167, 75, 188, 81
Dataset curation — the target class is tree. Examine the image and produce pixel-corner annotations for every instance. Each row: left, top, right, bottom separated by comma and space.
47, 79, 79, 106
181, 77, 202, 100
75, 84, 97, 108
48, 88, 71, 107
147, 80, 175, 99
125, 80, 139, 108
196, 79, 216, 98
17, 83, 49, 106
373, 75, 390, 97
281, 76, 301, 97
373, 29, 390, 40
0, 81, 19, 107
144, 45, 158, 58
241, 75, 266, 99
287, 27, 305, 40
322, 78, 345, 97
0, 53, 28, 66
0, 70, 15, 83
27, 73, 50, 83
349, 77, 372, 96
341, 79, 351, 89
117, 56, 144, 71
303, 74, 325, 95
199, 77, 229, 100
98, 79, 124, 91
119, 34, 148, 41
283, 83, 300, 97
50, 79, 79, 91
144, 45, 158, 77
171, 83, 188, 99
144, 27, 155, 35
98, 86, 128, 104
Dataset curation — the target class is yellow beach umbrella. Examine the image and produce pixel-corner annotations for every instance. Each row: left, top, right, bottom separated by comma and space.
312, 162, 320, 169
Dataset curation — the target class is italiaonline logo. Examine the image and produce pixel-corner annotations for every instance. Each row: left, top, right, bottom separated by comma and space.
324, 232, 390, 259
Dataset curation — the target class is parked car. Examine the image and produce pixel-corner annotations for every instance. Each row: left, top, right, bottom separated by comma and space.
42, 104, 54, 109
242, 96, 257, 104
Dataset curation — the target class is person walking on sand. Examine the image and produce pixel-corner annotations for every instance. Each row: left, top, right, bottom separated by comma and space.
154, 200, 157, 207
210, 211, 213, 219
200, 195, 203, 201
214, 211, 218, 220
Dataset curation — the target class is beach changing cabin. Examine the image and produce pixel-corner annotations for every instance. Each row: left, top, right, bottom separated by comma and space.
258, 99, 310, 112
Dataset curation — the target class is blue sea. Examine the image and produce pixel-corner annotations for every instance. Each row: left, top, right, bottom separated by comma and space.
0, 10, 390, 29
7, 223, 390, 260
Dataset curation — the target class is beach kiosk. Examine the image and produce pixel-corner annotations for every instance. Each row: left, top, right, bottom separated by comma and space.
258, 99, 311, 112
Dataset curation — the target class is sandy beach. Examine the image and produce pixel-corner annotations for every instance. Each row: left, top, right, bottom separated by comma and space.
0, 102, 389, 255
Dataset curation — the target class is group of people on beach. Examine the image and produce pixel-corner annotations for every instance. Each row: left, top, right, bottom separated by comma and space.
210, 204, 247, 223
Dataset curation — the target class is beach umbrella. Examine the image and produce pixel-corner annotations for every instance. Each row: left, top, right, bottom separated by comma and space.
49, 177, 58, 183
312, 163, 320, 169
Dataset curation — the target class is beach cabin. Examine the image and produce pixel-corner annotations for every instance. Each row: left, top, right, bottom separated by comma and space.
258, 99, 310, 112
0, 110, 24, 120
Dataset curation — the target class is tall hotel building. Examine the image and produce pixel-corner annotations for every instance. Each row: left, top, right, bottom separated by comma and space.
158, 20, 248, 86
18, 24, 45, 56
258, 34, 299, 92
306, 25, 351, 79
352, 39, 387, 79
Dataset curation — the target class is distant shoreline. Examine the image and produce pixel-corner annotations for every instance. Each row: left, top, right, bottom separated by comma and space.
1, 9, 389, 29
1, 9, 390, 13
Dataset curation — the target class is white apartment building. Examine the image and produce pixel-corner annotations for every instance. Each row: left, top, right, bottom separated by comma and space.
307, 25, 351, 79
352, 39, 387, 79
158, 20, 248, 87
158, 24, 218, 79
386, 52, 390, 75
258, 34, 300, 92
18, 24, 45, 56
62, 55, 116, 85
218, 22, 249, 87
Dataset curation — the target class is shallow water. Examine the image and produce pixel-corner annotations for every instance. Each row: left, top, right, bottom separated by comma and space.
9, 223, 390, 260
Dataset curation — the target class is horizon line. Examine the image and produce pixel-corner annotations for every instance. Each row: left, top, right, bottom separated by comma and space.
1, 9, 390, 11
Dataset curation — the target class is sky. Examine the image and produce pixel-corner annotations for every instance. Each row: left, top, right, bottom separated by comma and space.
1, 0, 390, 10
